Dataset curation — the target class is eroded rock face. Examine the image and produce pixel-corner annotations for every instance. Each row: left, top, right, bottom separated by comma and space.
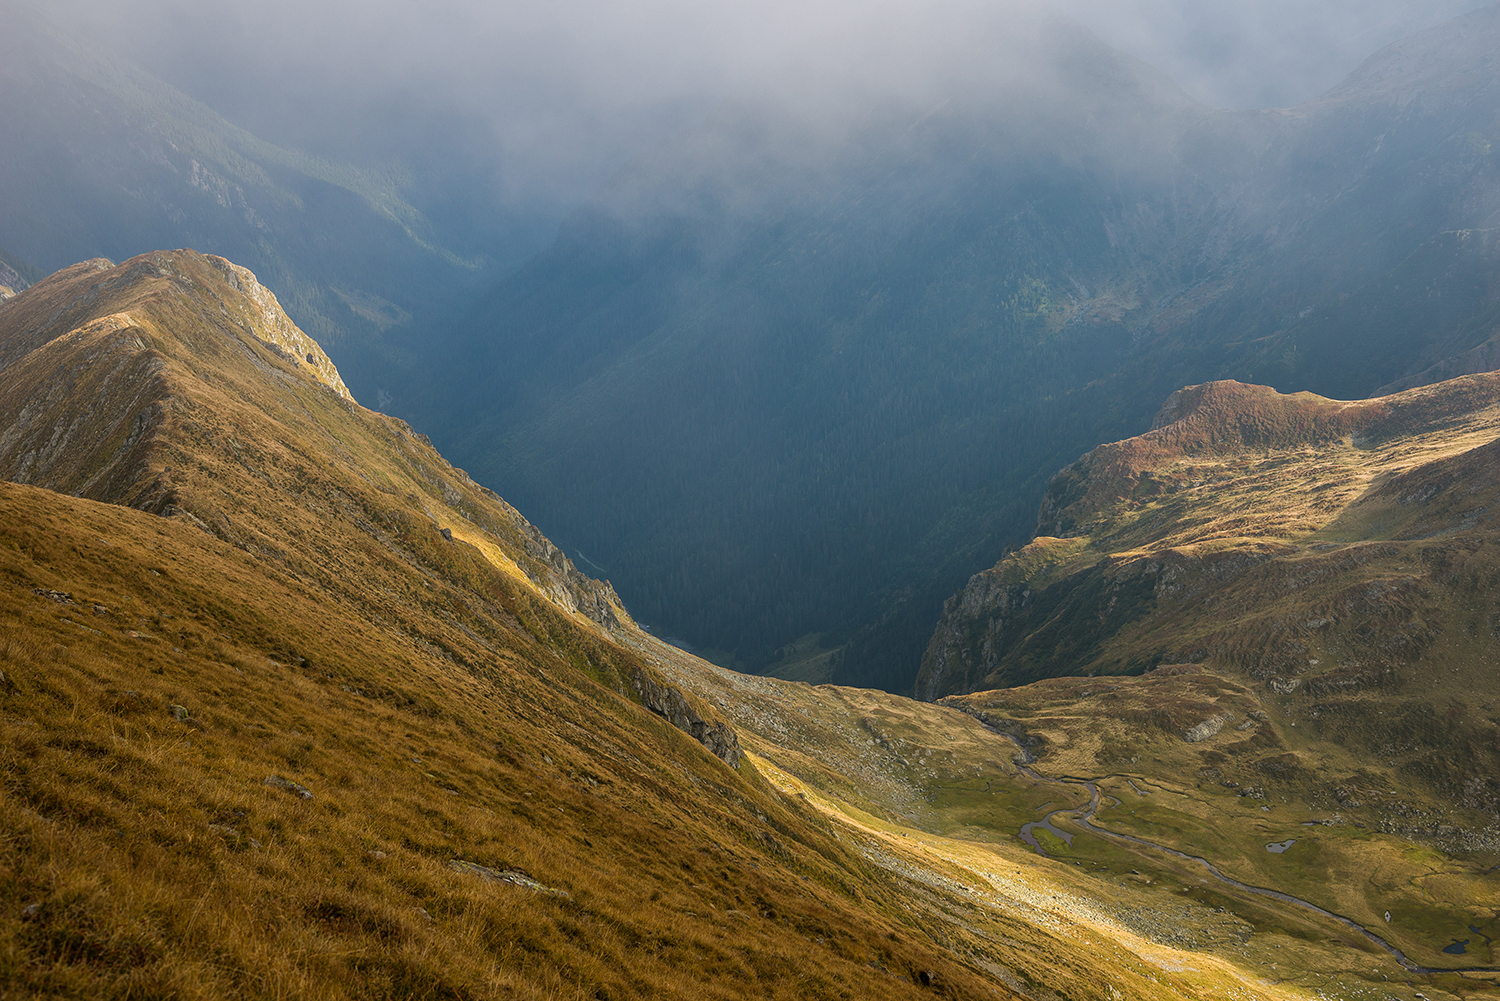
517, 520, 624, 631
632, 669, 741, 769
0, 261, 28, 300
207, 256, 353, 402
917, 550, 1171, 699
1184, 713, 1232, 743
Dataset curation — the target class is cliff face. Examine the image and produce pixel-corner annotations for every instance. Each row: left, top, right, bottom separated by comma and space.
919, 376, 1500, 701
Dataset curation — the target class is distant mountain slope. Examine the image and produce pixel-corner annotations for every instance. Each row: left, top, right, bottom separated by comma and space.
0, 10, 516, 395
920, 375, 1500, 696
410, 4, 1500, 692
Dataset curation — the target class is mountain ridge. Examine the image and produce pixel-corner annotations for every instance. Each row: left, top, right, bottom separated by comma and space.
0, 248, 1350, 999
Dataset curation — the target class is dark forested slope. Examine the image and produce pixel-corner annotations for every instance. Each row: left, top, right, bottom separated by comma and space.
408, 6, 1500, 690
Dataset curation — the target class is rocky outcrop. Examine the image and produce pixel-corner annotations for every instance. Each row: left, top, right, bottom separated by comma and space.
917, 549, 1170, 699
518, 520, 625, 631
448, 860, 571, 899
206, 256, 353, 401
1183, 713, 1232, 743
0, 260, 28, 300
632, 669, 741, 768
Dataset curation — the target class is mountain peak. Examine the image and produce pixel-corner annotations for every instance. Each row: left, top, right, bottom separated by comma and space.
204, 254, 354, 402
1319, 2, 1500, 103
0, 250, 351, 401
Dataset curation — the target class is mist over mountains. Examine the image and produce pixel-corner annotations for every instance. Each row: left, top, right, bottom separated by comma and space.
11, 5, 1500, 991
405, 4, 1500, 689
5, 0, 1500, 692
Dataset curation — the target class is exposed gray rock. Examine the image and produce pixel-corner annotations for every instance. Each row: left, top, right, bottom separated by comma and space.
448, 860, 571, 899
263, 775, 313, 799
516, 520, 625, 630
632, 669, 741, 769
1184, 713, 1233, 743
0, 261, 29, 296
170, 703, 205, 728
207, 256, 353, 401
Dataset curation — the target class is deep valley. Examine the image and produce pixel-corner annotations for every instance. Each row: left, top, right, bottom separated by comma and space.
4, 2, 1500, 998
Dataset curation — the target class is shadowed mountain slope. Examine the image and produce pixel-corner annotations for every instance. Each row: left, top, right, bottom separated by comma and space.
406, 4, 1500, 692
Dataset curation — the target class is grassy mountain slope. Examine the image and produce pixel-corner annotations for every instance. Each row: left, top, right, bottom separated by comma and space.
0, 251, 1012, 1000
896, 374, 1500, 977
0, 250, 1326, 1000
647, 623, 1500, 989
406, 4, 1500, 693
920, 375, 1500, 697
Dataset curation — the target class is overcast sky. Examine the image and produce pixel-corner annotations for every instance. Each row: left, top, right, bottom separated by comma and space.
38, 0, 1494, 207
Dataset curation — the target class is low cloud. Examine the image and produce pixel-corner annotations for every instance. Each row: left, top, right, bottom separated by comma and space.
36, 0, 1493, 209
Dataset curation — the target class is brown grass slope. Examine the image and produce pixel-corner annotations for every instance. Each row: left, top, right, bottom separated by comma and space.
0, 250, 1018, 1000
881, 378, 1500, 979
919, 376, 1500, 823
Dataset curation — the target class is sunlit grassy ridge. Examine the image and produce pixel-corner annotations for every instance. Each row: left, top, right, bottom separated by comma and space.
0, 251, 1026, 999
921, 377, 1500, 697
7, 249, 1491, 998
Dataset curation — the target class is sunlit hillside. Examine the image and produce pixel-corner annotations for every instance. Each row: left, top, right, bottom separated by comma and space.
0, 250, 1326, 1000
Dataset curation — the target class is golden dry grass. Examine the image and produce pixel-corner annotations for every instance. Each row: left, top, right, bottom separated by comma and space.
0, 455, 1019, 1000
0, 251, 1019, 999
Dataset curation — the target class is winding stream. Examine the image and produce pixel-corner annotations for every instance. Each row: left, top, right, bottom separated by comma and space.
1003, 747, 1500, 976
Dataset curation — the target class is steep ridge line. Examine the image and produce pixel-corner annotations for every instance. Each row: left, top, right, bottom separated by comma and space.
0, 251, 1049, 999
